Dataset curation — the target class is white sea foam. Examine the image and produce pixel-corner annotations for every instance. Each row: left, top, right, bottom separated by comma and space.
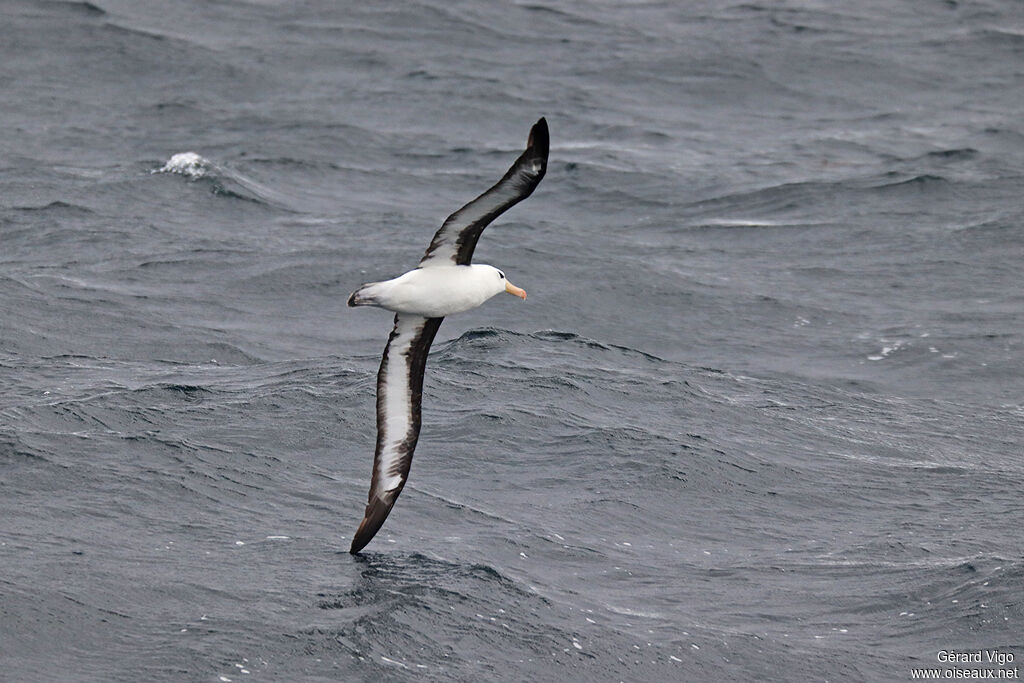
605, 604, 665, 619
154, 152, 210, 178
380, 655, 408, 669
868, 339, 903, 361
701, 218, 786, 227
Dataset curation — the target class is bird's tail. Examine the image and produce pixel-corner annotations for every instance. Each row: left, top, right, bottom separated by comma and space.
347, 282, 384, 307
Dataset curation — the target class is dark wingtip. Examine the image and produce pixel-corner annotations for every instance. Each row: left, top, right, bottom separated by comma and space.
347, 290, 359, 307
349, 519, 374, 554
528, 117, 549, 159
349, 496, 396, 554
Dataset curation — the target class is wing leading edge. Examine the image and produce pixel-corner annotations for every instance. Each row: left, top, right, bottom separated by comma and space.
419, 117, 548, 267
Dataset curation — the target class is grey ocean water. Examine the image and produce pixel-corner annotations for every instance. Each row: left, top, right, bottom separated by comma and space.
3, 0, 1023, 680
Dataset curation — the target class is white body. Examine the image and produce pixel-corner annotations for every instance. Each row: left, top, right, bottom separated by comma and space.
353, 264, 509, 318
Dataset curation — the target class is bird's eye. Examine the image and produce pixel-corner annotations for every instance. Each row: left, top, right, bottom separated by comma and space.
499, 271, 505, 279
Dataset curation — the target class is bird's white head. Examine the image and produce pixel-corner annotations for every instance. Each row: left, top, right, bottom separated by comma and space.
474, 264, 527, 301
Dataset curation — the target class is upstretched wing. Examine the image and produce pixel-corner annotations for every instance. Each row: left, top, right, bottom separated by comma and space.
418, 117, 549, 268
350, 313, 444, 554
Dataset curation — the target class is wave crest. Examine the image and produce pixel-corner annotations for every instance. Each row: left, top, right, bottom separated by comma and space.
153, 151, 210, 179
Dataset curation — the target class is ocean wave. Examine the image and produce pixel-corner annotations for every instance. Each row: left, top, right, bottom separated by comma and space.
9, 200, 95, 215
922, 148, 978, 161
152, 151, 297, 209
0, 431, 50, 465
37, 0, 105, 17
438, 327, 665, 364
872, 173, 950, 190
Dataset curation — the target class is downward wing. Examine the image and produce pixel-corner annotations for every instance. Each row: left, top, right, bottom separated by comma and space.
350, 313, 444, 554
418, 117, 549, 267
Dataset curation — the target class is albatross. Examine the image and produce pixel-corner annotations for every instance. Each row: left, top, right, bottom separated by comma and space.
347, 117, 549, 553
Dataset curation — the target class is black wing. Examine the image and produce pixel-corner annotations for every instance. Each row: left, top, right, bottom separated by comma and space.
418, 117, 548, 267
350, 313, 444, 554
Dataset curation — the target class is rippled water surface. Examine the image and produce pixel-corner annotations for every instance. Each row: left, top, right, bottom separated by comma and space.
3, 1, 1023, 680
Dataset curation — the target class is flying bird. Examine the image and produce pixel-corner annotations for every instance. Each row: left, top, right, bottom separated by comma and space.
347, 117, 549, 553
